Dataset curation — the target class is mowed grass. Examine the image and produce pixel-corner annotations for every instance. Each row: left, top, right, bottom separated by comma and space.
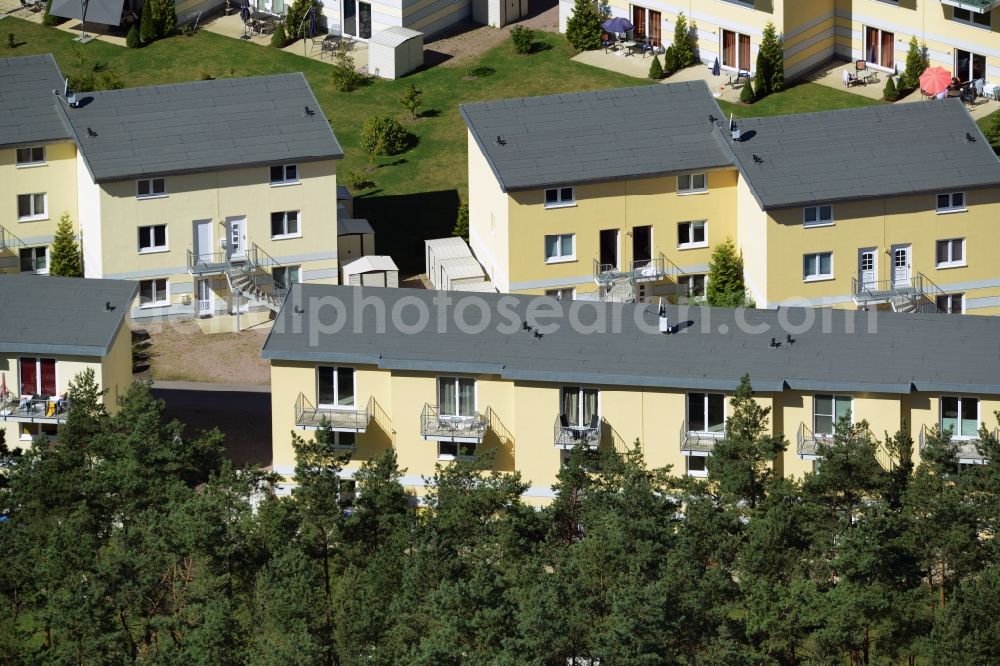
717, 81, 881, 120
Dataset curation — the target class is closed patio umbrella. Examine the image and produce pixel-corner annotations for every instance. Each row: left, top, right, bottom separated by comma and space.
240, 0, 250, 38
868, 41, 876, 64
711, 56, 720, 77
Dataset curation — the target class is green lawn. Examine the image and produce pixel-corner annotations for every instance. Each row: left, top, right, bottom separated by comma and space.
3, 19, 887, 272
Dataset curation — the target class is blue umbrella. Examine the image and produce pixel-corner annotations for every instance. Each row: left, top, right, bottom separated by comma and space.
240, 0, 250, 23
711, 56, 720, 77
602, 17, 634, 35
308, 6, 316, 38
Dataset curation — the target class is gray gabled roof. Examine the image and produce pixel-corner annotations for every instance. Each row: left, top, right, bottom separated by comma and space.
0, 276, 137, 357
60, 73, 344, 182
262, 284, 1000, 396
459, 82, 735, 192
717, 99, 1000, 209
0, 55, 71, 148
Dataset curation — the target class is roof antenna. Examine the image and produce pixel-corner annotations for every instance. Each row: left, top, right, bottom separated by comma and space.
658, 297, 671, 334
496, 135, 506, 146
752, 154, 763, 164
64, 78, 78, 108
966, 132, 976, 143
104, 301, 114, 311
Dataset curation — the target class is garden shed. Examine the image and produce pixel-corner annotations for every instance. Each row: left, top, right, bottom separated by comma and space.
342, 255, 399, 287
425, 237, 470, 288
367, 26, 424, 79
438, 256, 485, 291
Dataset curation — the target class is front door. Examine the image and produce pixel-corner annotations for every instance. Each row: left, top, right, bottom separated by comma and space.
227, 217, 247, 262
858, 248, 877, 290
599, 229, 619, 271
892, 244, 911, 288
632, 225, 652, 267
193, 219, 213, 262
196, 279, 213, 317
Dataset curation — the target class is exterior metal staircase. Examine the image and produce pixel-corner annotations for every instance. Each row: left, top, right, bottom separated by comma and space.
594, 253, 687, 304
852, 271, 946, 314
0, 224, 26, 253
189, 243, 287, 313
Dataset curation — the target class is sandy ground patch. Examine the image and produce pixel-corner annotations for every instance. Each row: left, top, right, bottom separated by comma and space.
137, 319, 271, 386
424, 0, 558, 68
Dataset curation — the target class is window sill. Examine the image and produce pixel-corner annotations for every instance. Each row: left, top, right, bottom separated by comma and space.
271, 234, 303, 241
17, 215, 48, 223
139, 248, 169, 255
803, 275, 834, 283
804, 222, 834, 229
687, 470, 709, 478
22, 269, 49, 275
139, 302, 170, 309
316, 404, 358, 411
677, 189, 708, 196
15, 162, 47, 169
936, 208, 967, 215
952, 19, 991, 31
545, 257, 576, 264
544, 202, 576, 210
935, 262, 966, 270
136, 194, 168, 201
437, 454, 476, 462
677, 242, 708, 250
270, 181, 301, 188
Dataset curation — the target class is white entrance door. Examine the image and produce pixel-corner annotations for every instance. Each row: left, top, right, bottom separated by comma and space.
891, 244, 911, 288
196, 279, 213, 317
858, 248, 877, 290
193, 219, 213, 262
226, 217, 247, 261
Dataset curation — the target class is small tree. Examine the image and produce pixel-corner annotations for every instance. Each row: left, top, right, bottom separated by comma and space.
360, 115, 409, 159
42, 0, 61, 26
126, 24, 141, 48
331, 46, 362, 92
900, 37, 929, 91
510, 25, 533, 54
982, 111, 1000, 148
647, 54, 663, 80
754, 22, 783, 99
883, 75, 899, 102
5, 33, 14, 50
285, 0, 320, 39
453, 202, 469, 241
139, 0, 155, 43
739, 78, 755, 104
564, 0, 602, 51
669, 12, 694, 71
398, 83, 423, 119
49, 213, 83, 277
270, 21, 287, 48
706, 237, 751, 307
662, 45, 676, 74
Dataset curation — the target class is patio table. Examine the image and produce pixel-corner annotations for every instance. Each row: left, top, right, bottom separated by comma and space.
984, 83, 999, 101
620, 40, 637, 57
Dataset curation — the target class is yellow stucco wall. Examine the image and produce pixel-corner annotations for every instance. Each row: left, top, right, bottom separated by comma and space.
467, 130, 511, 292
0, 141, 79, 275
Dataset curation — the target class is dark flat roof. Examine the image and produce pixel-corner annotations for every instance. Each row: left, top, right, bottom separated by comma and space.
60, 72, 343, 182
459, 82, 735, 192
0, 55, 71, 148
263, 285, 1000, 395
0, 276, 137, 356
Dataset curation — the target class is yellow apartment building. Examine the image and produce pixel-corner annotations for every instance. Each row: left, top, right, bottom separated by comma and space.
1, 54, 349, 324
0, 275, 136, 446
461, 82, 1000, 314
264, 284, 1000, 502
560, 0, 1000, 84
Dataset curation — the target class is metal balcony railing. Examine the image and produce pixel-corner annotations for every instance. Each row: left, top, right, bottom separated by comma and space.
593, 253, 686, 286
294, 393, 372, 433
553, 414, 601, 449
0, 224, 27, 254
852, 271, 945, 313
797, 422, 894, 469
680, 419, 725, 454
187, 249, 230, 275
420, 403, 488, 443
919, 423, 995, 464
0, 395, 71, 423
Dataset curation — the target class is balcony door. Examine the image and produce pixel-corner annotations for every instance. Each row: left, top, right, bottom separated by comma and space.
562, 386, 598, 428
439, 377, 475, 417
687, 393, 724, 435
193, 219, 213, 263
722, 30, 751, 71
891, 244, 911, 288
599, 229, 619, 271
226, 216, 247, 262
632, 225, 652, 267
955, 49, 986, 82
19, 357, 56, 396
858, 248, 877, 290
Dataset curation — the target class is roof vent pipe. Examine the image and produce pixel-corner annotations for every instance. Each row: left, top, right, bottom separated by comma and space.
730, 113, 741, 142
658, 298, 670, 334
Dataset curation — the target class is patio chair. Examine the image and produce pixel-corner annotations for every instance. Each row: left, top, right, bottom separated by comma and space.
961, 86, 978, 109
729, 69, 750, 86
842, 70, 857, 87
600, 33, 616, 54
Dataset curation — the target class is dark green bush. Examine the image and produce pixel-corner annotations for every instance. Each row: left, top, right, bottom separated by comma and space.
648, 54, 663, 80
739, 79, 755, 104
564, 0, 601, 51
510, 26, 533, 54
360, 115, 409, 158
126, 25, 141, 48
270, 22, 287, 48
331, 47, 363, 92
883, 76, 898, 102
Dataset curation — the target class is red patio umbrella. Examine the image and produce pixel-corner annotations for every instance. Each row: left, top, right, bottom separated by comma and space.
919, 66, 952, 96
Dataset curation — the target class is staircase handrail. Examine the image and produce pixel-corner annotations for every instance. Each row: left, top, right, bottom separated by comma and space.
0, 224, 27, 253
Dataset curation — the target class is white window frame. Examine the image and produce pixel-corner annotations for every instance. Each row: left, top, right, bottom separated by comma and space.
935, 238, 965, 269
15, 146, 46, 167
545, 287, 575, 301
686, 454, 709, 478
16, 193, 47, 221
544, 233, 575, 263
544, 187, 576, 209
270, 211, 301, 239
273, 265, 301, 290
137, 224, 168, 254
803, 205, 833, 228
677, 173, 708, 194
863, 26, 896, 72
677, 220, 707, 249
138, 278, 169, 308
813, 394, 853, 437
270, 164, 299, 186
953, 7, 991, 29
136, 178, 166, 199
19, 423, 59, 443
438, 440, 477, 461
803, 252, 834, 282
437, 376, 477, 418
682, 274, 707, 299
19, 246, 48, 274
560, 386, 601, 428
936, 293, 964, 314
686, 392, 726, 436
316, 366, 356, 410
940, 396, 980, 440
937, 192, 966, 214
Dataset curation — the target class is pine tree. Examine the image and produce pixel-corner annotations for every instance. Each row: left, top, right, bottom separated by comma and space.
139, 0, 155, 44
706, 237, 751, 307
670, 13, 694, 70
49, 213, 82, 277
564, 0, 602, 51
754, 22, 783, 98
883, 75, 899, 102
453, 201, 469, 241
648, 54, 663, 79
739, 78, 755, 104
901, 37, 928, 91
398, 83, 423, 119
269, 21, 287, 47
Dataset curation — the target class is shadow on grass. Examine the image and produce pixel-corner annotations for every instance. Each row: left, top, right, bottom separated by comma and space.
354, 189, 461, 276
418, 108, 441, 118
529, 41, 553, 54
422, 50, 454, 69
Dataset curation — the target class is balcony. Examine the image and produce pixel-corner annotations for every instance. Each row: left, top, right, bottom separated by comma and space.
420, 403, 488, 443
187, 249, 231, 275
0, 395, 71, 424
294, 393, 372, 432
553, 414, 601, 450
940, 0, 1000, 14
593, 253, 685, 287
680, 419, 725, 455
851, 272, 948, 313
920, 424, 995, 464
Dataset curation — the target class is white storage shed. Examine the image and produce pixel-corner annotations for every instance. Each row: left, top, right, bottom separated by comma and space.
337, 218, 375, 265
438, 256, 485, 291
368, 27, 424, 80
425, 237, 472, 288
342, 256, 399, 288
